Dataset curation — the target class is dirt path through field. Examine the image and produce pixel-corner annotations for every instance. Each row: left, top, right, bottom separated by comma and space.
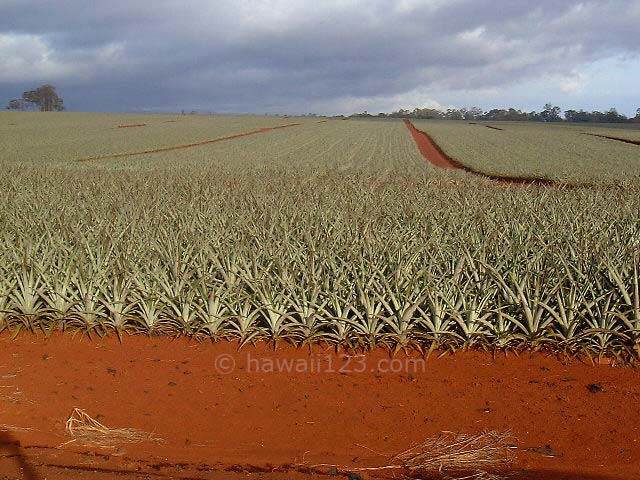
403, 119, 462, 169
404, 120, 559, 185
79, 123, 301, 161
582, 132, 640, 146
1, 334, 639, 479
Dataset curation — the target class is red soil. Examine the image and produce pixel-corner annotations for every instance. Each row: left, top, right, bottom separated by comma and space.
1, 334, 639, 480
117, 124, 147, 129
81, 123, 301, 161
404, 120, 557, 186
403, 120, 462, 169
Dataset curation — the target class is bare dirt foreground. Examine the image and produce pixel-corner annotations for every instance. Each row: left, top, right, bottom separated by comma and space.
1, 334, 639, 480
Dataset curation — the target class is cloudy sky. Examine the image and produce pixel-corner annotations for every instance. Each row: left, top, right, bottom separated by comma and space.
1, 0, 639, 115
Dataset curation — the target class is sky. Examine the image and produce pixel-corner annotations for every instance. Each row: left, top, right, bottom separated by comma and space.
1, 0, 639, 116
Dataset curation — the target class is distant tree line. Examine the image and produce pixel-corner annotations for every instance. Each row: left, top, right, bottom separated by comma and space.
352, 104, 640, 123
6, 84, 64, 112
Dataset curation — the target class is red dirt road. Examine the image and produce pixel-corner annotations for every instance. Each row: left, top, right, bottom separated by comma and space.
80, 123, 301, 162
1, 335, 639, 479
403, 119, 462, 169
403, 120, 560, 186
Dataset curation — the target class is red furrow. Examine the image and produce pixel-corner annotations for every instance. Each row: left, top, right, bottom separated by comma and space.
80, 123, 301, 161
404, 120, 558, 186
403, 119, 464, 169
582, 132, 640, 146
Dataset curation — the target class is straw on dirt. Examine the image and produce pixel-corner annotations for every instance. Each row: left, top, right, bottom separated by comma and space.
64, 408, 160, 448
307, 431, 514, 479
0, 424, 33, 432
391, 431, 514, 478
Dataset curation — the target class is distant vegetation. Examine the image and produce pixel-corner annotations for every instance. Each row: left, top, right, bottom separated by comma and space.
353, 104, 640, 123
6, 84, 65, 112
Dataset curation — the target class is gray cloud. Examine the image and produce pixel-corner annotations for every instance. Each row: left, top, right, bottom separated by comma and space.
1, 0, 639, 114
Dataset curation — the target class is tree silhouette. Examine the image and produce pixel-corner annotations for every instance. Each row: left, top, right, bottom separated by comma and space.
6, 84, 64, 111
6, 99, 28, 110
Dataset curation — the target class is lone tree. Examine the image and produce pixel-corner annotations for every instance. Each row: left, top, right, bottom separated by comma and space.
6, 84, 64, 111
539, 103, 562, 122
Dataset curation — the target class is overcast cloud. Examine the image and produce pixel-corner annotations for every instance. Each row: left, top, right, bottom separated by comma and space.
1, 0, 639, 115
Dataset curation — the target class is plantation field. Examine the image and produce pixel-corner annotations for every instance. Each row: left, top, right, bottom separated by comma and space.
414, 120, 640, 183
579, 123, 640, 141
1, 112, 639, 359
584, 127, 640, 144
77, 116, 427, 173
0, 111, 304, 164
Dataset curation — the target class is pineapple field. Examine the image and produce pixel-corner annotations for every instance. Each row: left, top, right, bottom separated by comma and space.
1, 112, 640, 480
414, 119, 640, 183
1, 112, 639, 359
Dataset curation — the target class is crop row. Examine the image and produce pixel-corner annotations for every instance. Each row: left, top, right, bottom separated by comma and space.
1, 115, 639, 359
2, 239, 638, 358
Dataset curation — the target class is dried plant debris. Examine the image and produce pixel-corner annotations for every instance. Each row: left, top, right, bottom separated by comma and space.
65, 408, 161, 448
392, 431, 514, 478
307, 431, 514, 479
0, 424, 33, 433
